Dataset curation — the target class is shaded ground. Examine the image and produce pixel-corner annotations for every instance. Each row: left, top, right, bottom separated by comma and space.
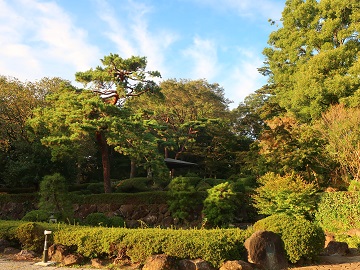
290, 255, 360, 270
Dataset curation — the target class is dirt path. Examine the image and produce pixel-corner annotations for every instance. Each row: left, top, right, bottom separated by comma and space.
290, 255, 360, 270
1, 253, 360, 269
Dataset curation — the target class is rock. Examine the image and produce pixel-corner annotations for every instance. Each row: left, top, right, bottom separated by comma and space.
244, 230, 288, 270
63, 253, 84, 266
325, 233, 335, 247
48, 244, 70, 262
178, 258, 215, 270
3, 247, 21, 254
219, 260, 253, 270
0, 239, 11, 252
15, 250, 37, 260
324, 241, 349, 256
91, 258, 105, 268
142, 254, 179, 270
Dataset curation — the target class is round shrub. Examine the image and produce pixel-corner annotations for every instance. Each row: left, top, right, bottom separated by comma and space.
109, 216, 125, 227
16, 222, 46, 253
22, 210, 50, 222
84, 213, 111, 227
202, 182, 239, 227
115, 177, 153, 193
253, 214, 325, 263
87, 182, 105, 194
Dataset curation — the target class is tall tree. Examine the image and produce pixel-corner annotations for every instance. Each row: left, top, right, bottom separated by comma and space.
75, 54, 161, 191
128, 79, 235, 177
262, 0, 360, 122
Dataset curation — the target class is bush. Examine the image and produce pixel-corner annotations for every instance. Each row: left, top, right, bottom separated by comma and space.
109, 216, 125, 227
15, 222, 46, 253
38, 173, 73, 221
202, 182, 239, 227
167, 176, 201, 222
315, 191, 360, 233
252, 172, 318, 219
84, 213, 111, 227
87, 182, 105, 194
114, 177, 153, 193
22, 210, 50, 222
254, 214, 325, 263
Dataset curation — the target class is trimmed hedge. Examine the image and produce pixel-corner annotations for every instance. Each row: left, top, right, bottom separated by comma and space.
0, 220, 251, 268
315, 191, 360, 233
54, 226, 251, 267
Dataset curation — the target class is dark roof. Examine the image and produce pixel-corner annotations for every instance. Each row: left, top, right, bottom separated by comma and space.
164, 158, 197, 169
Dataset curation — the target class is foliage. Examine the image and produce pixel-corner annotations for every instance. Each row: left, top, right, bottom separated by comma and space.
262, 0, 360, 122
127, 78, 237, 178
167, 176, 201, 222
114, 177, 154, 193
15, 222, 46, 252
86, 182, 105, 194
315, 191, 360, 233
21, 210, 50, 222
53, 226, 250, 267
348, 181, 360, 192
252, 172, 318, 219
83, 213, 124, 228
202, 182, 239, 227
38, 173, 73, 221
317, 104, 360, 182
254, 214, 325, 263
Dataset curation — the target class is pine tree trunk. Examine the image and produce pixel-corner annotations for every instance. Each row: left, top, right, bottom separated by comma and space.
130, 159, 136, 178
96, 131, 112, 193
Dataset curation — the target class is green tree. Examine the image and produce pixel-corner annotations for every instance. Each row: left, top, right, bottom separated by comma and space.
30, 55, 161, 192
262, 0, 360, 122
128, 79, 236, 177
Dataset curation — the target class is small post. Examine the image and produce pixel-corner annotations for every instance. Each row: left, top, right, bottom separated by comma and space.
42, 230, 52, 263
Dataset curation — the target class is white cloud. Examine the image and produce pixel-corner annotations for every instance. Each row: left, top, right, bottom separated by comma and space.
95, 0, 178, 76
182, 37, 219, 80
0, 0, 100, 82
221, 49, 266, 108
191, 0, 283, 20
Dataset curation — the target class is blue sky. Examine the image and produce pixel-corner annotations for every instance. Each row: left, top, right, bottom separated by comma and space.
0, 0, 285, 108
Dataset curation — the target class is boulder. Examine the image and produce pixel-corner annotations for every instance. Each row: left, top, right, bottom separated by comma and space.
142, 254, 179, 270
0, 239, 11, 252
48, 244, 70, 262
3, 247, 21, 254
91, 258, 106, 268
178, 258, 216, 270
219, 260, 253, 270
244, 230, 288, 270
324, 241, 349, 256
63, 253, 84, 266
15, 250, 37, 260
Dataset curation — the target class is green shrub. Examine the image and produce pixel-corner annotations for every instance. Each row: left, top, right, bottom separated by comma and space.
168, 176, 201, 192
84, 213, 111, 227
109, 216, 125, 227
202, 182, 239, 227
315, 191, 360, 233
114, 177, 153, 193
87, 182, 105, 194
254, 214, 325, 263
252, 172, 318, 219
22, 210, 50, 222
38, 173, 73, 221
15, 222, 46, 253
